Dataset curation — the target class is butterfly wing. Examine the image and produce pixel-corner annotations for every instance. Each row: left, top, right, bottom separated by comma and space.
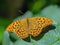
29, 17, 52, 37
6, 19, 28, 39
6, 17, 52, 38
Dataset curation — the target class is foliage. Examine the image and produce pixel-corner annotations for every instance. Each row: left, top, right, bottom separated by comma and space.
0, 17, 12, 42
29, 0, 46, 14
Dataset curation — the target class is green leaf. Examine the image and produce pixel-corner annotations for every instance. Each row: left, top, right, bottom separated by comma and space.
2, 31, 13, 45
14, 39, 31, 45
29, 0, 46, 14
0, 30, 4, 42
52, 40, 60, 45
50, 0, 58, 4
0, 17, 12, 42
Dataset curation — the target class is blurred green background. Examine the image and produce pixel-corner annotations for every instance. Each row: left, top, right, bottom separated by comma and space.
0, 0, 60, 45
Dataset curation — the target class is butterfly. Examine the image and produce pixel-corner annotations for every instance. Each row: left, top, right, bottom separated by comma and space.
6, 17, 53, 39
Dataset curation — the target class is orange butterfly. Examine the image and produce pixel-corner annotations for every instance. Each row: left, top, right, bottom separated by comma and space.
6, 17, 53, 39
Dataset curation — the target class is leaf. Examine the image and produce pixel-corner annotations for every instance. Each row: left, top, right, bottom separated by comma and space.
0, 17, 12, 42
0, 30, 4, 42
29, 0, 46, 14
14, 39, 31, 45
50, 0, 58, 4
2, 31, 13, 45
9, 32, 19, 42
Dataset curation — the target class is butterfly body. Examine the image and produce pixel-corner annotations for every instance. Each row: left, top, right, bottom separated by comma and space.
6, 17, 52, 39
